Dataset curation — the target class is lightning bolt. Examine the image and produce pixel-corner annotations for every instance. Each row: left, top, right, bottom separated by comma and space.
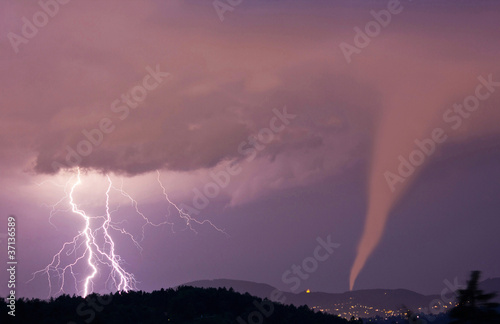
156, 170, 229, 237
30, 167, 227, 297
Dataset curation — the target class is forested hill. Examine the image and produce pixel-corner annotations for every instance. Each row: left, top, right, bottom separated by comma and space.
1, 286, 349, 324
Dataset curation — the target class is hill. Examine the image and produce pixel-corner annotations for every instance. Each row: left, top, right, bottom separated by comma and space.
184, 278, 500, 319
1, 286, 349, 324
184, 279, 278, 300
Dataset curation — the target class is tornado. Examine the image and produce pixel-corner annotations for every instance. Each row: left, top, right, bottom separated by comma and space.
348, 84, 456, 290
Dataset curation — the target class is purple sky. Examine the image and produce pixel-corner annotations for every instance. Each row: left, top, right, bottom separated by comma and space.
1, 0, 500, 298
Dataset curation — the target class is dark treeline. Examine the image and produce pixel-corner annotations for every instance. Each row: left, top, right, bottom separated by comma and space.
1, 286, 349, 324
2, 271, 498, 323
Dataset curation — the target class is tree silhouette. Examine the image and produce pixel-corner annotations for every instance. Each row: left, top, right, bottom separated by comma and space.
2, 286, 350, 323
449, 271, 500, 324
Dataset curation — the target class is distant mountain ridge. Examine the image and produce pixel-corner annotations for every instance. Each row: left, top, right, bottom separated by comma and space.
182, 278, 500, 318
